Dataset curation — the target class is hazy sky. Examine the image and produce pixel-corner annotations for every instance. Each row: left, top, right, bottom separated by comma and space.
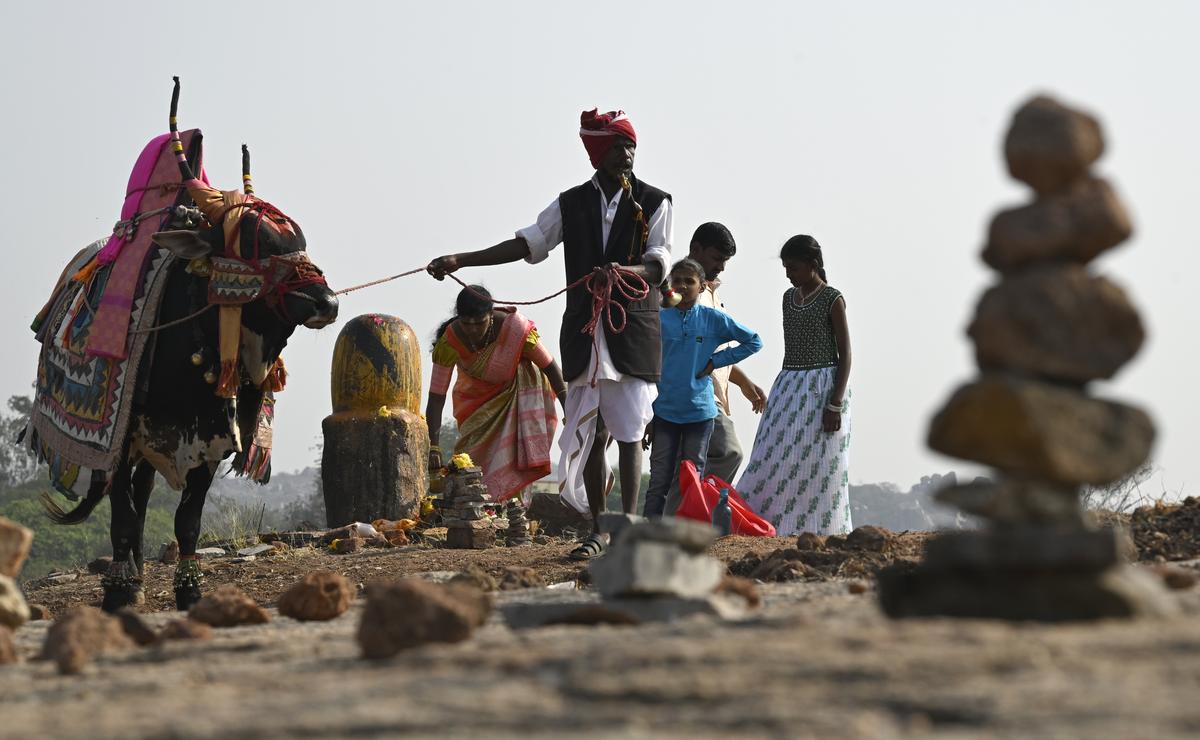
1, 1, 1196, 497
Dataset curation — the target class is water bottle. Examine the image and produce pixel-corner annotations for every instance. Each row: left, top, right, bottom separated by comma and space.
712, 487, 733, 536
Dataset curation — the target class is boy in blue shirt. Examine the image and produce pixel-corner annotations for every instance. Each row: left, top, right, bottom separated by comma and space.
642, 258, 763, 518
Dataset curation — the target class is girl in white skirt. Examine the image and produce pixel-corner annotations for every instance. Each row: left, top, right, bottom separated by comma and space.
736, 235, 853, 536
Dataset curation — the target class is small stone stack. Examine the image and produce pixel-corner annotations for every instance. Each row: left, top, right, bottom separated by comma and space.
879, 95, 1171, 621
439, 467, 496, 549
504, 500, 531, 546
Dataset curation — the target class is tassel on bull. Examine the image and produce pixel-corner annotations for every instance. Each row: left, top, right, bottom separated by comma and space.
171, 76, 249, 399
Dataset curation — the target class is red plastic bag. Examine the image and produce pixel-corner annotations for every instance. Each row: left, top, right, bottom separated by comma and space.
675, 461, 777, 537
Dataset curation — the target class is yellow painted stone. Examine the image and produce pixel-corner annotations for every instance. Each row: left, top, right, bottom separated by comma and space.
330, 314, 422, 414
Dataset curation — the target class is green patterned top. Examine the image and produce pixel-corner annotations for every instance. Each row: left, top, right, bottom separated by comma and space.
781, 285, 843, 370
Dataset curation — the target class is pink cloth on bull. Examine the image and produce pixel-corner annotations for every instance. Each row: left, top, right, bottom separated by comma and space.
85, 130, 208, 359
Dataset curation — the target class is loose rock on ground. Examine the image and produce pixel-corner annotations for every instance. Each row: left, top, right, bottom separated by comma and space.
277, 571, 353, 621
189, 585, 271, 627
41, 606, 135, 674
357, 579, 492, 659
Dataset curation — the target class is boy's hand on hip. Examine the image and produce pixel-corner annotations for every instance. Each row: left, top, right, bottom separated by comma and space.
696, 361, 715, 379
821, 410, 842, 433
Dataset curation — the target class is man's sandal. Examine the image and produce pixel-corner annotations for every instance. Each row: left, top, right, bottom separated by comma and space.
569, 533, 607, 561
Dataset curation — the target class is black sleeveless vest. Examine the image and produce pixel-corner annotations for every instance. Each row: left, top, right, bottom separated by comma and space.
557, 175, 671, 382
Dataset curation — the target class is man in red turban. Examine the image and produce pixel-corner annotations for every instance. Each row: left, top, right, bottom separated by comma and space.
427, 108, 673, 561
579, 109, 637, 170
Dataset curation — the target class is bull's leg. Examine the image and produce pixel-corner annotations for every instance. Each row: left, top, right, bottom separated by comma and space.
101, 459, 144, 612
130, 461, 156, 577
173, 463, 215, 611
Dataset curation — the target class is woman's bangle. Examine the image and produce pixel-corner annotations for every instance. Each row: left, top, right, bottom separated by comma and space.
825, 401, 844, 413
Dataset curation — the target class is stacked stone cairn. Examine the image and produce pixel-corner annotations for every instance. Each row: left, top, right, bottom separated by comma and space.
438, 466, 496, 549
504, 499, 531, 546
879, 94, 1173, 620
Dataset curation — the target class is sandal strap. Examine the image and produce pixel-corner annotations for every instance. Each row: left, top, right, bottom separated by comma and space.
571, 533, 606, 558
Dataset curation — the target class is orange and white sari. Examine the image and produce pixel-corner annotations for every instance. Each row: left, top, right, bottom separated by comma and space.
431, 308, 558, 502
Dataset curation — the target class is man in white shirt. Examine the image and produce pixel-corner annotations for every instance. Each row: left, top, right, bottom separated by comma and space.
427, 109, 671, 559
664, 223, 767, 514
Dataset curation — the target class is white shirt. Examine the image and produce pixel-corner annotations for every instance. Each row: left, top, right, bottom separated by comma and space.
517, 174, 673, 385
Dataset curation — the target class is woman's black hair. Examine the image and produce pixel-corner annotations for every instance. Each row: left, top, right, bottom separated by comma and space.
669, 257, 707, 283
780, 235, 828, 282
433, 285, 494, 348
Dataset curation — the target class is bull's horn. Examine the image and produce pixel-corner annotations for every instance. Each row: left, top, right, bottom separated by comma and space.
169, 76, 223, 222
169, 76, 196, 182
241, 144, 254, 195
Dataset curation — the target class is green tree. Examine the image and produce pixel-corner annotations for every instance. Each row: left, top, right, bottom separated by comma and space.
438, 419, 459, 456
1, 480, 176, 582
0, 395, 40, 488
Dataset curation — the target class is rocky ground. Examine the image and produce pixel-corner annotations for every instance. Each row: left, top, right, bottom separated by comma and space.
19, 531, 929, 616
4, 513, 1200, 739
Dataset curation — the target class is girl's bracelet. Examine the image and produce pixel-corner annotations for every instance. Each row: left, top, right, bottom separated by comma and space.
825, 401, 845, 413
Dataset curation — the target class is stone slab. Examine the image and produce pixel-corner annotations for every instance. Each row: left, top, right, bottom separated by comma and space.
600, 515, 710, 551
589, 540, 723, 599
446, 519, 494, 530
237, 544, 275, 558
259, 532, 324, 548
878, 563, 1177, 622
500, 593, 749, 629
195, 547, 227, 558
445, 526, 495, 550
923, 526, 1125, 571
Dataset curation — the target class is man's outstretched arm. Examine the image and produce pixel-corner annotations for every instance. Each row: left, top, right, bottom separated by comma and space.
427, 238, 532, 279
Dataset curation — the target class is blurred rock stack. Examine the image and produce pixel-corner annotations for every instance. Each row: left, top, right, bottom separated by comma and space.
438, 467, 496, 550
879, 95, 1173, 620
504, 499, 531, 547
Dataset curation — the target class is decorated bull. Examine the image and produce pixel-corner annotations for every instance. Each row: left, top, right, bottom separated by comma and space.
24, 78, 338, 611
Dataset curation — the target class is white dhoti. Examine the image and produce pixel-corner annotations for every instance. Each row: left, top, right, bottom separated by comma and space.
557, 327, 656, 513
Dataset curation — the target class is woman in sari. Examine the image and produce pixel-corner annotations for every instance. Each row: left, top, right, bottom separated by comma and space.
425, 286, 567, 503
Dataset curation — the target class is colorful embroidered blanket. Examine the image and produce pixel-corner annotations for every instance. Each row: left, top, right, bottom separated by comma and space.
25, 240, 176, 497
24, 131, 204, 496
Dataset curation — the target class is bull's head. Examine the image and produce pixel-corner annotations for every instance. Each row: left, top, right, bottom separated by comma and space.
151, 77, 338, 397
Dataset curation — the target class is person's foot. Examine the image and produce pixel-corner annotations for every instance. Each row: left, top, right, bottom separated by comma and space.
568, 532, 608, 560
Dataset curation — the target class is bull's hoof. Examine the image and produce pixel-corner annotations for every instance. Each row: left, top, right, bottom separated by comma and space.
100, 579, 145, 613
174, 585, 203, 612
173, 559, 204, 612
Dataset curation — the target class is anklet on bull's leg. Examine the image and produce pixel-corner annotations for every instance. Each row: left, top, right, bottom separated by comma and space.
101, 556, 145, 613
173, 557, 204, 612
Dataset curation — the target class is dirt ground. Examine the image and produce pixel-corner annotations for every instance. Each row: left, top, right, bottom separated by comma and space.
5, 563, 1200, 739
6, 517, 1200, 738
20, 530, 929, 616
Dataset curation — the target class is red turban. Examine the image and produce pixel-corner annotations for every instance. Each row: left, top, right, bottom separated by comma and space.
579, 109, 637, 169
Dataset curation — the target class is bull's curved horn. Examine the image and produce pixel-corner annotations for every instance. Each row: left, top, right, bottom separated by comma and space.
169, 76, 196, 182
241, 144, 254, 195
169, 76, 225, 223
